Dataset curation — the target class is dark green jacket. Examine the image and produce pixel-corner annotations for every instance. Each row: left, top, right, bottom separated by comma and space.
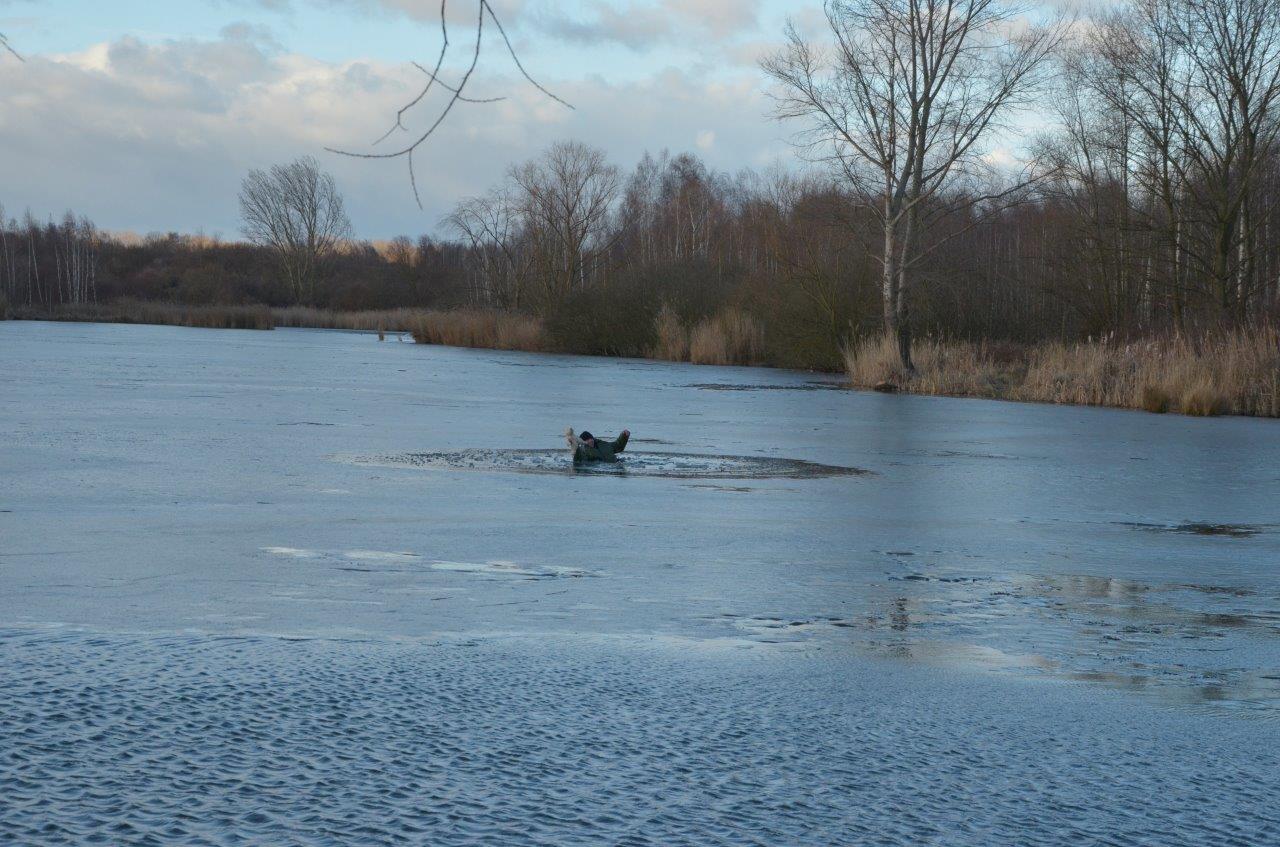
574, 431, 629, 463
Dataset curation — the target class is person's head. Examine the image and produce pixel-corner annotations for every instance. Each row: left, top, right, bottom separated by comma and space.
579, 430, 596, 446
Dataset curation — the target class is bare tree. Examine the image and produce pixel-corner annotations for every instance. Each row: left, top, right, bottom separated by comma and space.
0, 202, 12, 302
1086, 2, 1191, 326
239, 156, 352, 305
24, 211, 43, 307
446, 185, 534, 309
328, 1, 571, 206
1072, 0, 1280, 322
51, 212, 98, 305
763, 0, 1063, 369
1033, 41, 1150, 331
1166, 0, 1280, 316
512, 141, 621, 310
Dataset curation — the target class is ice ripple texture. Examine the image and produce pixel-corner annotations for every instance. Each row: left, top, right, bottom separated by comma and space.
337, 449, 871, 479
2, 629, 1277, 847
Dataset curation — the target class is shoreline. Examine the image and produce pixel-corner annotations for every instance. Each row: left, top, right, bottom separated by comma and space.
6, 305, 1278, 419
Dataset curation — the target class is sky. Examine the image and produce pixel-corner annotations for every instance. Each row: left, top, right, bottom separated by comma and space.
0, 0, 828, 239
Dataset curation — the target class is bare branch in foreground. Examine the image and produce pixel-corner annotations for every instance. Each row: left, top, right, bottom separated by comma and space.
1, 33, 23, 62
328, 0, 572, 209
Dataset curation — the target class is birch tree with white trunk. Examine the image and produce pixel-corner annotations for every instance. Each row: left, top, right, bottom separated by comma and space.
763, 0, 1063, 370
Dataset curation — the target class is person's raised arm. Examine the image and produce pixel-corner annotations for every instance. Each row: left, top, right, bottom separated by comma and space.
611, 429, 630, 454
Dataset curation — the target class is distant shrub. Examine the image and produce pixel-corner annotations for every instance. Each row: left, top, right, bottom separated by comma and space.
543, 285, 658, 357
741, 266, 874, 371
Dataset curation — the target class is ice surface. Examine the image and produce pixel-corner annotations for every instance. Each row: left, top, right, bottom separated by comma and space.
3, 630, 1277, 847
341, 448, 870, 478
2, 322, 1279, 845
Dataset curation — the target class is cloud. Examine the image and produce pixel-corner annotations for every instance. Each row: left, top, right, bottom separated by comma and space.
210, 0, 295, 12
219, 21, 284, 50
535, 0, 761, 50
309, 0, 527, 25
673, 0, 761, 37
0, 30, 787, 238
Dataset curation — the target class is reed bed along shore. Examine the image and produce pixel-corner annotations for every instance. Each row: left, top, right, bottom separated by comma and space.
270, 307, 425, 333
9, 300, 274, 330
646, 307, 766, 365
407, 309, 545, 351
846, 330, 1280, 418
9, 299, 1277, 417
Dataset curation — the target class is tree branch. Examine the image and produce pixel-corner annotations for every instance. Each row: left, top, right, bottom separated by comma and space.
328, 1, 570, 209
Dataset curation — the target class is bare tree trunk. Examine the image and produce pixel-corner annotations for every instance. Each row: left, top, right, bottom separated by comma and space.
763, 0, 1063, 371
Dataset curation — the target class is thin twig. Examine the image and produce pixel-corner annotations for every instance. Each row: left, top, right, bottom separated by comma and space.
0, 33, 23, 62
328, 0, 571, 207
372, 0, 450, 146
373, 61, 504, 146
481, 0, 573, 110
328, 2, 487, 208
410, 61, 506, 104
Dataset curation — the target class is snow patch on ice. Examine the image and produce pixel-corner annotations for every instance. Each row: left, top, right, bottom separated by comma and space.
431, 560, 600, 579
261, 547, 321, 558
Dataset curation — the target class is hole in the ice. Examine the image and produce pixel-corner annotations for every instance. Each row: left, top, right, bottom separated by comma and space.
335, 449, 872, 480
1119, 521, 1264, 538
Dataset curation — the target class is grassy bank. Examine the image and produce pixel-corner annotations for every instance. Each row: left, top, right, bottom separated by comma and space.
846, 330, 1280, 417
9, 300, 274, 330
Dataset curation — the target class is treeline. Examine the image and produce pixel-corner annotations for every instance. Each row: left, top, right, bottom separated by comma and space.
4, 0, 1277, 415
9, 0, 1280, 376
0, 208, 101, 311
1033, 0, 1280, 334
6, 136, 1280, 370
0, 205, 472, 316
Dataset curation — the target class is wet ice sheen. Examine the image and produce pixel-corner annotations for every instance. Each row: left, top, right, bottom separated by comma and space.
712, 571, 1280, 713
3, 322, 1280, 846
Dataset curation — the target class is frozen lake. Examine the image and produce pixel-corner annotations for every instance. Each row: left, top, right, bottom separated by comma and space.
2, 321, 1278, 845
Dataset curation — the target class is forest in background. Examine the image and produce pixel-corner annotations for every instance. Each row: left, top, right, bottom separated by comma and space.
4, 0, 1280, 416
4, 138, 1279, 368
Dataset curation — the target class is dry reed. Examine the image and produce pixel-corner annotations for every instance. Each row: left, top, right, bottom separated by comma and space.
270, 307, 426, 332
649, 304, 690, 361
845, 329, 1280, 417
689, 309, 765, 366
409, 309, 545, 352
10, 299, 273, 330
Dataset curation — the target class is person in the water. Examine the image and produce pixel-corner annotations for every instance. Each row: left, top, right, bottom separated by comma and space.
565, 427, 630, 463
